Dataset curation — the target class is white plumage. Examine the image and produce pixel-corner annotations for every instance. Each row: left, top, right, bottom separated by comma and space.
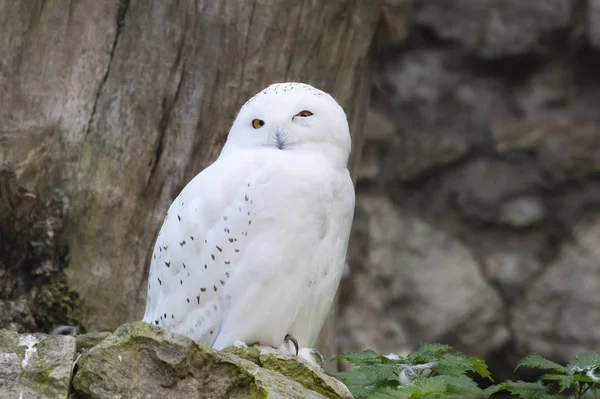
142, 82, 355, 358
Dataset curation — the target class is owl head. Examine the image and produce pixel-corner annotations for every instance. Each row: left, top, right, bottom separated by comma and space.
222, 82, 351, 167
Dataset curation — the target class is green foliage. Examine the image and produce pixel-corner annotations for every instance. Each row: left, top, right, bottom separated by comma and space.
331, 343, 491, 398
483, 381, 552, 398
516, 354, 568, 373
486, 352, 600, 398
332, 346, 600, 399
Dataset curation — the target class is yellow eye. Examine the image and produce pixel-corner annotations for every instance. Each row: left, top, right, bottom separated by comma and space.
252, 119, 265, 129
296, 110, 313, 117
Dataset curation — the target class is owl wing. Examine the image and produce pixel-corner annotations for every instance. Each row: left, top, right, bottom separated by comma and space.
142, 151, 259, 346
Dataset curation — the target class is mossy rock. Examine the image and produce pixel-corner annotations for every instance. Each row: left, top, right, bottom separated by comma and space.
75, 331, 111, 354
225, 346, 351, 399
0, 329, 76, 399
72, 321, 353, 399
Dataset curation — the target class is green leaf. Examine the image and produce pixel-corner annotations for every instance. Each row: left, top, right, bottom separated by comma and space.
572, 373, 599, 384
415, 343, 452, 357
331, 345, 490, 398
427, 353, 493, 383
567, 352, 600, 372
409, 343, 451, 362
542, 373, 576, 392
440, 374, 486, 397
333, 349, 386, 365
484, 380, 549, 399
471, 357, 494, 381
332, 350, 405, 399
396, 375, 447, 397
516, 354, 569, 373
369, 387, 413, 399
430, 354, 469, 377
332, 365, 400, 399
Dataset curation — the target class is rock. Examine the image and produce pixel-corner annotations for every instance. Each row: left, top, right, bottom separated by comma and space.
378, 50, 510, 181
339, 195, 509, 360
75, 332, 111, 354
512, 62, 571, 120
497, 196, 545, 228
72, 322, 353, 399
0, 329, 76, 399
350, 0, 600, 378
226, 345, 352, 399
451, 158, 546, 226
512, 215, 600, 363
491, 118, 600, 181
484, 252, 543, 297
413, 0, 572, 58
589, 0, 600, 50
0, 324, 351, 398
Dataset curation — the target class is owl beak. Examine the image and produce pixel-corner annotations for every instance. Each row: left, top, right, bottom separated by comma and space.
272, 129, 286, 150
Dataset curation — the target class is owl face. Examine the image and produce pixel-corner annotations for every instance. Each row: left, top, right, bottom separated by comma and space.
224, 83, 351, 164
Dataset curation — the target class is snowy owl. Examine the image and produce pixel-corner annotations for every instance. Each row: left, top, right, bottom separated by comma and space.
142, 82, 355, 365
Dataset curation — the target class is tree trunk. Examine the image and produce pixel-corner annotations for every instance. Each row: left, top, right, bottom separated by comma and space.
0, 0, 381, 365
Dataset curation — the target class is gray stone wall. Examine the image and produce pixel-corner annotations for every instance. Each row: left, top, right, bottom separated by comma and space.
341, 0, 600, 376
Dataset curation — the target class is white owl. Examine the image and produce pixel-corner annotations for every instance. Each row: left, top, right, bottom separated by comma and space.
142, 82, 355, 365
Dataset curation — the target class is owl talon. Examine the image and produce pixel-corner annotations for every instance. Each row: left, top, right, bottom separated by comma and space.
312, 349, 325, 368
298, 347, 325, 368
284, 334, 299, 356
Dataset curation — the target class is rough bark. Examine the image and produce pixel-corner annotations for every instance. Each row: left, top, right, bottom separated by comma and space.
0, 0, 381, 365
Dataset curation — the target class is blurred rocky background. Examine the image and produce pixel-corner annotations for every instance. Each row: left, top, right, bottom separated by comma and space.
341, 0, 600, 379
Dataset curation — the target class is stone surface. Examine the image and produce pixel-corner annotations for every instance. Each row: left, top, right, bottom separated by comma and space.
339, 195, 509, 359
512, 216, 600, 361
589, 0, 600, 50
413, 0, 572, 58
72, 322, 353, 399
341, 0, 600, 376
0, 325, 353, 399
226, 346, 352, 399
484, 252, 543, 296
0, 329, 76, 399
377, 49, 511, 182
74, 332, 110, 355
449, 158, 546, 225
492, 118, 600, 181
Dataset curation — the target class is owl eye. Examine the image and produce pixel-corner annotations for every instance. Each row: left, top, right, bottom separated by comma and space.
296, 110, 313, 117
252, 119, 265, 129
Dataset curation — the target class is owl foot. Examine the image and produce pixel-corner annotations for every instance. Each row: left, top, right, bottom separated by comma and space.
234, 340, 249, 349
298, 347, 325, 368
281, 334, 324, 368
284, 334, 299, 356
